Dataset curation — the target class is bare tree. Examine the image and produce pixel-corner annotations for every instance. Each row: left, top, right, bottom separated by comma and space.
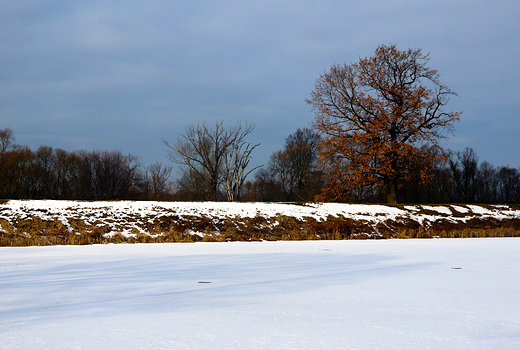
497, 166, 520, 203
449, 148, 479, 203
164, 120, 260, 201
260, 128, 321, 202
222, 123, 261, 201
476, 161, 498, 203
173, 167, 211, 201
268, 150, 294, 200
0, 128, 14, 153
0, 128, 16, 197
283, 128, 322, 201
74, 150, 140, 200
253, 166, 284, 202
145, 162, 173, 200
165, 121, 228, 201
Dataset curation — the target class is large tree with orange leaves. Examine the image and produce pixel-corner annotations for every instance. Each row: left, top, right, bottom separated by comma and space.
307, 45, 461, 204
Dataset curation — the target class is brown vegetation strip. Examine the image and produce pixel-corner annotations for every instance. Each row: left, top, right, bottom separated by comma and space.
2, 213, 520, 247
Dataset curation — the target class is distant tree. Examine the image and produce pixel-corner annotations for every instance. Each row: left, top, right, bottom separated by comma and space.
448, 148, 479, 203
0, 129, 167, 201
0, 128, 16, 197
164, 120, 259, 201
0, 128, 14, 153
260, 128, 322, 202
268, 150, 295, 200
172, 168, 210, 201
497, 166, 520, 203
476, 161, 498, 203
253, 163, 284, 202
307, 44, 461, 204
144, 162, 173, 200
74, 150, 140, 200
241, 180, 255, 201
26, 145, 54, 198
0, 145, 32, 199
399, 145, 451, 203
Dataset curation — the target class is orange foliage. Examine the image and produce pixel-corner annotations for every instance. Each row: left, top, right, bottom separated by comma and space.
307, 45, 461, 204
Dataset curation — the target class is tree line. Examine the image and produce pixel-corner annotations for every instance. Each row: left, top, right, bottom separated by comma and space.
1, 125, 519, 204
2, 45, 518, 204
0, 128, 172, 200
249, 129, 520, 204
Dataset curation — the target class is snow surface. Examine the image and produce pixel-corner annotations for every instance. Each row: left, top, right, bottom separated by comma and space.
2, 200, 407, 221
3, 200, 520, 237
1, 239, 520, 349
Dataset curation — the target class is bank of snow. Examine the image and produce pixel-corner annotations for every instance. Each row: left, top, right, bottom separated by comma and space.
1, 200, 519, 239
1, 239, 520, 349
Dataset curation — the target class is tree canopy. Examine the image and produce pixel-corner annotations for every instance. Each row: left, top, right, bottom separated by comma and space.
307, 44, 461, 204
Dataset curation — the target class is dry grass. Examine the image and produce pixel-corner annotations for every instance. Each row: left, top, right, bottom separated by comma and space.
2, 205, 520, 246
393, 227, 520, 239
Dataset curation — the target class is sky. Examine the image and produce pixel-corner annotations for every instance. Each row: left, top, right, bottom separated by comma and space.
1, 0, 519, 174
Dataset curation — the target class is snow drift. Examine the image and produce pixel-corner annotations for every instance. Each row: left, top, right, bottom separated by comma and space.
1, 200, 520, 244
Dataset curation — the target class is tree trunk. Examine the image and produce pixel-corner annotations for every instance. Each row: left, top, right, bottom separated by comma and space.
387, 176, 397, 205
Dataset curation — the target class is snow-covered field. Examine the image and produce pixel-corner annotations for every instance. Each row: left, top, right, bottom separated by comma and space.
1, 239, 520, 349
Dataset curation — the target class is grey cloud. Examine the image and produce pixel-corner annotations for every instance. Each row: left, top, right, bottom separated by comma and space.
1, 0, 519, 169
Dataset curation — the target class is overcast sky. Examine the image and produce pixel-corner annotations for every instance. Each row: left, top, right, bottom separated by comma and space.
1, 0, 519, 173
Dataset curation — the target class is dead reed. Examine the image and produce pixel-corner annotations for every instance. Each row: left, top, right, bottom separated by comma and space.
2, 206, 520, 246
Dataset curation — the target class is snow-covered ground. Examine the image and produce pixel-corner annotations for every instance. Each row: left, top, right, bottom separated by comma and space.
1, 239, 520, 349
2, 200, 520, 238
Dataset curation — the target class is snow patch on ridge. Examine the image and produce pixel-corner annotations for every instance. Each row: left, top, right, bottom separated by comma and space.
1, 200, 520, 237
